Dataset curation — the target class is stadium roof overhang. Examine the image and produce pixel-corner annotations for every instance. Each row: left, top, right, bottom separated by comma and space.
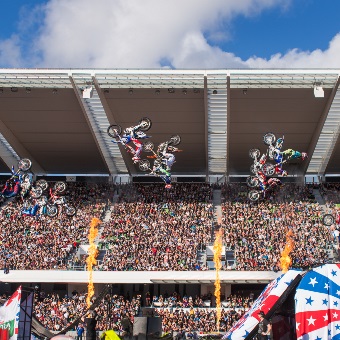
0, 68, 339, 177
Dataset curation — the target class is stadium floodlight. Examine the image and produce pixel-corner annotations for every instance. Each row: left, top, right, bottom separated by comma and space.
314, 84, 324, 98
83, 86, 93, 99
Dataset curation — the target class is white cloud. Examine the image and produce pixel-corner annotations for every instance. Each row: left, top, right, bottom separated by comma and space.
34, 0, 287, 68
0, 35, 23, 68
1, 0, 340, 69
246, 33, 340, 68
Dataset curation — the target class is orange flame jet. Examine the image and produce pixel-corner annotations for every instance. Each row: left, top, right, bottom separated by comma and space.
213, 228, 223, 331
86, 217, 101, 308
280, 229, 294, 273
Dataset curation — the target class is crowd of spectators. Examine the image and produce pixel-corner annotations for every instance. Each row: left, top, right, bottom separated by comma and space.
29, 290, 252, 335
0, 182, 110, 270
98, 183, 213, 271
221, 183, 333, 271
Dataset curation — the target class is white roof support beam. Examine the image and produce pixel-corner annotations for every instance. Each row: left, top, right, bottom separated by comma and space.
0, 120, 45, 174
70, 76, 124, 175
91, 77, 137, 175
306, 76, 340, 175
207, 76, 228, 174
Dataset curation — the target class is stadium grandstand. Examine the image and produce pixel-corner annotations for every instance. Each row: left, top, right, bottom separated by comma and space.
1, 68, 340, 338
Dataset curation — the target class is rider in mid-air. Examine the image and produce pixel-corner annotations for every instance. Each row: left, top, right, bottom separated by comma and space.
113, 125, 150, 163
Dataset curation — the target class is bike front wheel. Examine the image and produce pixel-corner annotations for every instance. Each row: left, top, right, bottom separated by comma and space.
138, 117, 152, 131
18, 158, 32, 172
263, 132, 276, 146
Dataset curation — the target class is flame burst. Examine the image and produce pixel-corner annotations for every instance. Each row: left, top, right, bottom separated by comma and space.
213, 228, 223, 331
280, 229, 294, 273
86, 217, 101, 308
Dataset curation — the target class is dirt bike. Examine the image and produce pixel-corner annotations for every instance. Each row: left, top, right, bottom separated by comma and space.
249, 149, 275, 176
142, 135, 182, 174
248, 178, 282, 201
143, 135, 181, 157
44, 182, 76, 217
263, 132, 284, 160
107, 117, 152, 163
107, 117, 152, 140
1, 158, 33, 198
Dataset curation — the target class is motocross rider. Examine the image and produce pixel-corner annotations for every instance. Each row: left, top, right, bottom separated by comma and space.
113, 124, 150, 163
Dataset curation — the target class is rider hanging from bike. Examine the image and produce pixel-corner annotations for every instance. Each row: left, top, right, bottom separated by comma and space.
151, 142, 179, 189
279, 149, 308, 164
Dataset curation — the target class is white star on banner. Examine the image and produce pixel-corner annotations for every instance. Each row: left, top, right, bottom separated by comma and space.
323, 313, 328, 321
336, 290, 340, 296
325, 283, 329, 289
307, 316, 316, 325
333, 312, 339, 319
309, 278, 318, 287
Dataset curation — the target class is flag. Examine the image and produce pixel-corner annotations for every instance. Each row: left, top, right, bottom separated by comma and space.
0, 286, 21, 340
223, 270, 301, 339
295, 263, 340, 339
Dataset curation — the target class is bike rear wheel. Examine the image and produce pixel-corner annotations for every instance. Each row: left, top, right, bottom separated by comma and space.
169, 135, 181, 146
107, 124, 122, 138
46, 204, 58, 217
54, 181, 67, 194
263, 163, 275, 176
143, 141, 154, 152
139, 159, 150, 171
30, 186, 43, 199
138, 117, 152, 131
18, 158, 32, 172
323, 214, 335, 226
65, 204, 77, 217
248, 190, 260, 201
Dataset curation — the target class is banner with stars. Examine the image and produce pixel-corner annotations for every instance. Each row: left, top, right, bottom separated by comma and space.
295, 263, 340, 339
0, 286, 21, 340
223, 269, 301, 340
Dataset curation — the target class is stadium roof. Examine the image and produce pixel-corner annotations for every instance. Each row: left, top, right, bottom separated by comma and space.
0, 68, 339, 178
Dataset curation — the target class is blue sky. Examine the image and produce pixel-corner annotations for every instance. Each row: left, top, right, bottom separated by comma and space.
1, 0, 340, 68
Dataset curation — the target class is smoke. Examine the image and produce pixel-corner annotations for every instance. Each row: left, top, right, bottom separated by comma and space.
86, 217, 101, 308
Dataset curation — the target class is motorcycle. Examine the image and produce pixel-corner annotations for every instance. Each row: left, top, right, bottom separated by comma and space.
107, 117, 152, 163
248, 177, 282, 201
1, 158, 34, 198
249, 149, 275, 177
141, 135, 182, 174
44, 182, 76, 217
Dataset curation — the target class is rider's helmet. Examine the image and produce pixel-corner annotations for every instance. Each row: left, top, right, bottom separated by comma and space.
301, 152, 308, 160
276, 138, 284, 149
